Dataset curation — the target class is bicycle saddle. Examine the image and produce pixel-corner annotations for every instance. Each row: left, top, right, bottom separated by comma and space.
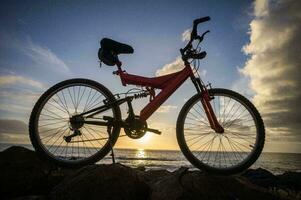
101, 38, 134, 54
98, 38, 134, 66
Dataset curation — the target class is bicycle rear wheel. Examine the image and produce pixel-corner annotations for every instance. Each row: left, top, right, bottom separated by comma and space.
29, 78, 121, 167
176, 88, 265, 174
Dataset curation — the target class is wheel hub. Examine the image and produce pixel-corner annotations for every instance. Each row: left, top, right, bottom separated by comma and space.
69, 115, 84, 130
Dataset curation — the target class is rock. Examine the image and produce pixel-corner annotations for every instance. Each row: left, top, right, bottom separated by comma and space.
10, 195, 47, 200
277, 171, 301, 191
148, 167, 188, 200
149, 168, 281, 200
1, 146, 300, 200
243, 168, 301, 192
0, 146, 73, 198
137, 168, 172, 184
49, 163, 149, 200
242, 168, 279, 188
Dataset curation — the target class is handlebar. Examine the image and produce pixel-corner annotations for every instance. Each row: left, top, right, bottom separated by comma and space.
180, 16, 210, 62
191, 16, 210, 39
194, 16, 210, 26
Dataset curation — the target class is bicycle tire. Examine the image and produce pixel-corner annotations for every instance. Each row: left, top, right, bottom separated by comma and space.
176, 88, 265, 174
29, 78, 121, 168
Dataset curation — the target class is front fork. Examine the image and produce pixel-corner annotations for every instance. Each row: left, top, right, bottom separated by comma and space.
191, 77, 224, 133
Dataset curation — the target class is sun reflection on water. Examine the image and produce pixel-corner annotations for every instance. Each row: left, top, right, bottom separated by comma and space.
135, 149, 148, 166
136, 149, 146, 159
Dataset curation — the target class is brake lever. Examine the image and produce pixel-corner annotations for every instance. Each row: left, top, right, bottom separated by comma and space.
196, 30, 210, 43
202, 30, 210, 37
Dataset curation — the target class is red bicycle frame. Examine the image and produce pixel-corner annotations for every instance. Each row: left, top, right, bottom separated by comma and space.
115, 62, 223, 133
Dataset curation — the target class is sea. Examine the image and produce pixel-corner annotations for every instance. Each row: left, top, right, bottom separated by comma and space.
0, 143, 300, 174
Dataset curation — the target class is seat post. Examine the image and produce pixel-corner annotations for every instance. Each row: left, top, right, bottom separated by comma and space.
116, 60, 122, 68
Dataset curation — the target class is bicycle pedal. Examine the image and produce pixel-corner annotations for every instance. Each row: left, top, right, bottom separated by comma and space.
146, 128, 161, 135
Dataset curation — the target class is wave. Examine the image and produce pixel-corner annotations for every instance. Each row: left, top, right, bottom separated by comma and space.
107, 156, 178, 162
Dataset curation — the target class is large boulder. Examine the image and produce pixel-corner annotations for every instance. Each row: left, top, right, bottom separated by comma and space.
277, 171, 301, 191
49, 163, 149, 200
0, 146, 70, 198
0, 146, 299, 200
242, 168, 279, 188
148, 168, 282, 200
243, 168, 301, 191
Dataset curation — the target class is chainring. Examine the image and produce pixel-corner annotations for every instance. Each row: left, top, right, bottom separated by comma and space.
124, 116, 147, 139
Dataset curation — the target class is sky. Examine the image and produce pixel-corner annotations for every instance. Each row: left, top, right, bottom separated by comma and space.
0, 0, 300, 153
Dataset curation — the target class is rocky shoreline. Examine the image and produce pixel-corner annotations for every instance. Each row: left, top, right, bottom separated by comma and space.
0, 146, 300, 200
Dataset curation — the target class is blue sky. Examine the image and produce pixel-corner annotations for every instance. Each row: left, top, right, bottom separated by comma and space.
0, 0, 252, 84
1, 0, 300, 152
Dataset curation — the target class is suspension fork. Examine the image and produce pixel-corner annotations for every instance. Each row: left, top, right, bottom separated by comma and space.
191, 77, 224, 133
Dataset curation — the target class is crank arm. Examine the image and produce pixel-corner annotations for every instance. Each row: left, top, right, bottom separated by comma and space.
146, 128, 161, 135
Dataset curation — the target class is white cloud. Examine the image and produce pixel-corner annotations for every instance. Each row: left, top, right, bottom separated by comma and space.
0, 31, 70, 74
254, 0, 269, 16
182, 28, 191, 41
156, 28, 208, 77
0, 89, 41, 115
0, 75, 44, 117
156, 57, 207, 78
231, 67, 254, 98
24, 38, 70, 73
0, 103, 31, 113
0, 75, 45, 89
239, 0, 301, 143
157, 105, 177, 113
156, 57, 184, 77
0, 133, 30, 144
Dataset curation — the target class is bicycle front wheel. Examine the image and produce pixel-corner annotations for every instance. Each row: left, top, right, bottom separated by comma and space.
177, 88, 265, 174
29, 78, 121, 167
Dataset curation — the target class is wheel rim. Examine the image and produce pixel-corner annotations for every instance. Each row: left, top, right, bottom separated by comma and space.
182, 92, 259, 170
35, 83, 116, 164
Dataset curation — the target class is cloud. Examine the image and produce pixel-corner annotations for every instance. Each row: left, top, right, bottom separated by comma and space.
23, 38, 70, 73
231, 67, 254, 98
0, 119, 27, 134
157, 105, 177, 113
156, 57, 184, 76
0, 119, 29, 144
0, 89, 42, 114
156, 28, 207, 77
182, 29, 191, 42
0, 75, 44, 115
0, 31, 70, 74
156, 57, 207, 78
0, 103, 31, 113
240, 0, 301, 143
0, 75, 45, 89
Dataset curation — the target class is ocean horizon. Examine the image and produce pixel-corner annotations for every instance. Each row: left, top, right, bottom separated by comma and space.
1, 142, 300, 174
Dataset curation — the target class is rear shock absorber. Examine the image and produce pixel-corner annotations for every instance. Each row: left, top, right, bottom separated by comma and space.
133, 91, 149, 99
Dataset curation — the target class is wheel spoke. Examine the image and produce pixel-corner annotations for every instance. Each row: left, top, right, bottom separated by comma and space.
181, 89, 263, 172
32, 81, 119, 165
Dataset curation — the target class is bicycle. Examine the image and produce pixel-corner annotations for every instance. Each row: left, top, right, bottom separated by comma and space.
29, 16, 265, 174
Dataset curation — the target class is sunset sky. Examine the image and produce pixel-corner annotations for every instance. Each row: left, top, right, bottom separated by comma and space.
0, 0, 300, 153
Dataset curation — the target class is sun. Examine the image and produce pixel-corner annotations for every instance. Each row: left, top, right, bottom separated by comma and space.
137, 132, 152, 144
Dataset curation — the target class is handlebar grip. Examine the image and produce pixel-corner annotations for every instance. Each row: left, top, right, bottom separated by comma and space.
194, 16, 210, 25
190, 51, 207, 59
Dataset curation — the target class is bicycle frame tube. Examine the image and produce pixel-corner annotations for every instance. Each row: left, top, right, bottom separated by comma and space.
79, 62, 223, 133
115, 62, 224, 133
116, 63, 194, 121
200, 88, 224, 133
